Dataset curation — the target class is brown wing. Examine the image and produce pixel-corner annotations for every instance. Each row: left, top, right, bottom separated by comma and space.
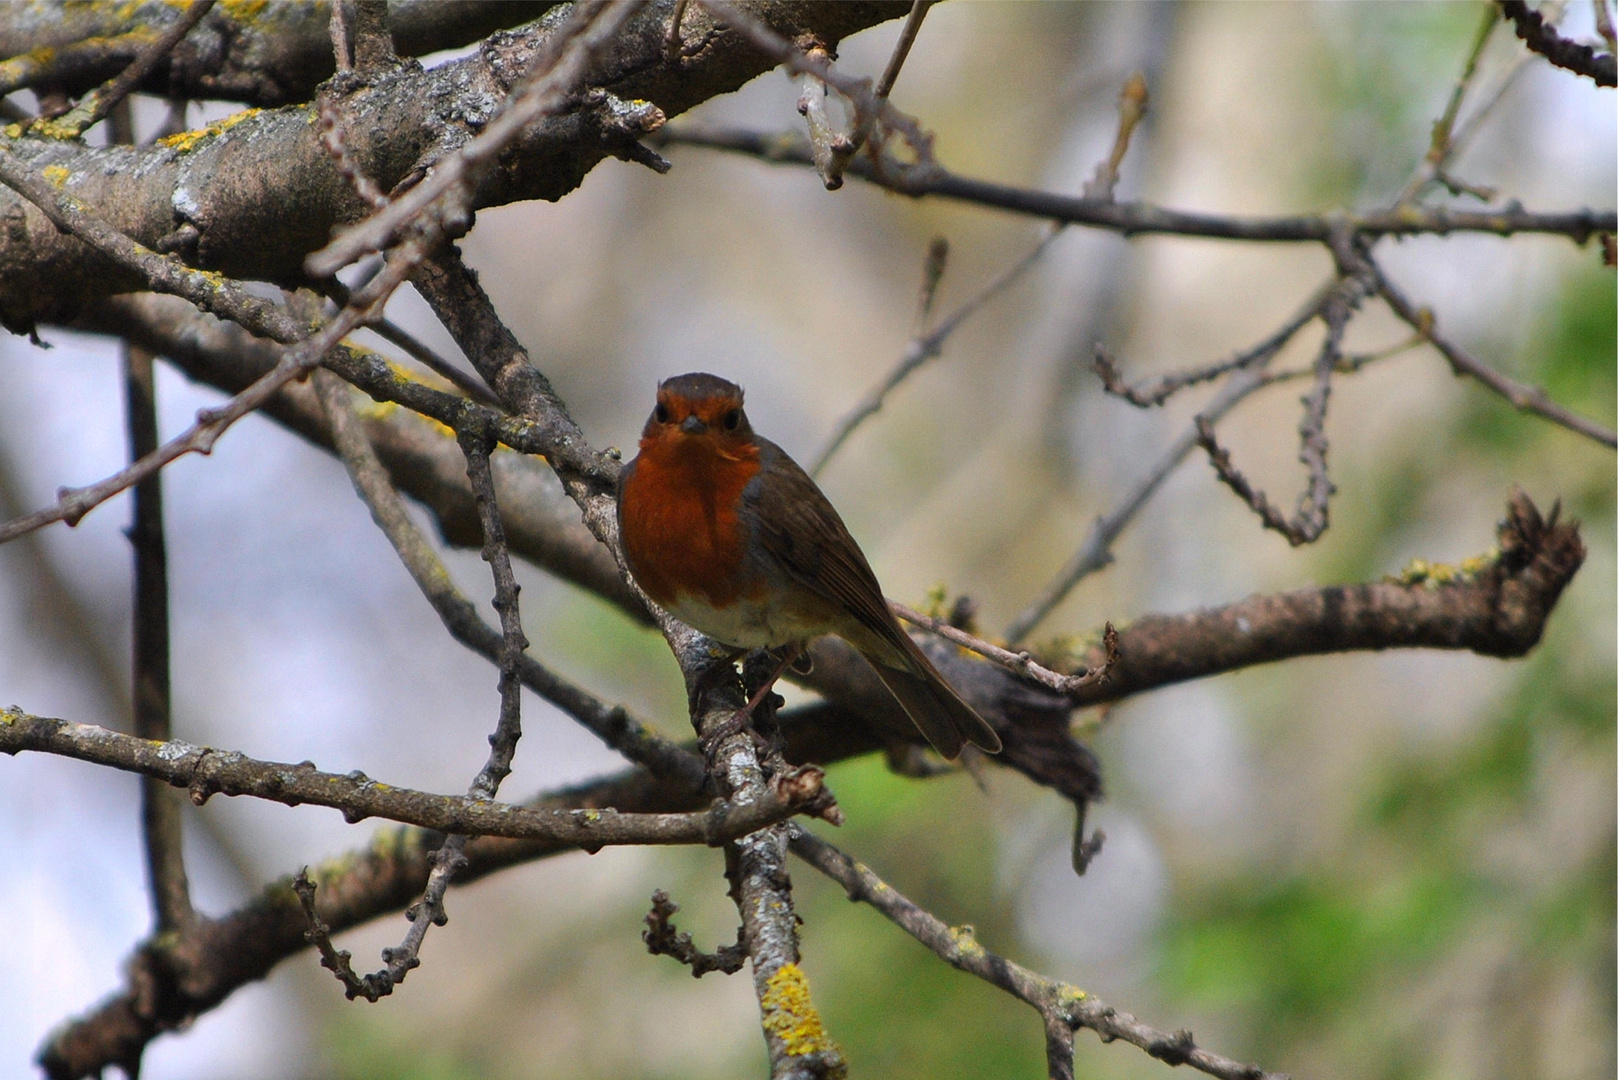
744, 439, 1001, 757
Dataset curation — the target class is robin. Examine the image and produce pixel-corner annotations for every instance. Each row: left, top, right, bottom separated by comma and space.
616, 372, 1002, 759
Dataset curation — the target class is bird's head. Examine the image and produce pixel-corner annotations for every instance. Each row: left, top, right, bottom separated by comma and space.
639, 372, 755, 457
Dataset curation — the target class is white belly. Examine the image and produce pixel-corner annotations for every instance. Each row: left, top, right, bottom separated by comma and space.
662, 591, 823, 650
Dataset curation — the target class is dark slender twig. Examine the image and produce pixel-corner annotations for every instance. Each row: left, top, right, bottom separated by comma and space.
657, 126, 1615, 243
297, 409, 542, 1002
643, 889, 748, 976
788, 828, 1288, 1080
40, 0, 215, 136
1372, 262, 1618, 448
123, 340, 194, 932
1498, 0, 1617, 85
369, 317, 502, 407
811, 227, 1062, 474
1396, 5, 1501, 206
874, 0, 934, 100
107, 99, 195, 935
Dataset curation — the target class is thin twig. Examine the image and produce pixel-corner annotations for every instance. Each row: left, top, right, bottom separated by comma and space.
1395, 5, 1501, 206
1006, 277, 1354, 643
124, 340, 194, 932
1082, 71, 1149, 202
1373, 261, 1618, 447
657, 126, 1615, 243
303, 414, 538, 1002
643, 889, 748, 976
42, 0, 215, 136
875, 0, 935, 100
789, 829, 1288, 1080
891, 602, 1118, 698
811, 227, 1063, 475
312, 371, 704, 792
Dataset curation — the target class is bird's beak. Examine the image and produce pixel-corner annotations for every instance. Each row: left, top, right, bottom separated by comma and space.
680, 415, 708, 435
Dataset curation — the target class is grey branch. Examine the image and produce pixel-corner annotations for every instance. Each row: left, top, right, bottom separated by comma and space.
788, 828, 1287, 1080
0, 708, 826, 848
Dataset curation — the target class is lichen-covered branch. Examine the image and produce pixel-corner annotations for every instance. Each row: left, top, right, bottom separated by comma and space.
0, 1, 909, 333
0, 708, 825, 848
788, 828, 1286, 1080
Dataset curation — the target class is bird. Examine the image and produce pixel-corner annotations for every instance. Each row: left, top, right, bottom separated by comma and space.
616, 372, 1002, 759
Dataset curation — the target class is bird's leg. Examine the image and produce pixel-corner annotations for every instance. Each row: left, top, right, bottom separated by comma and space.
702, 644, 802, 775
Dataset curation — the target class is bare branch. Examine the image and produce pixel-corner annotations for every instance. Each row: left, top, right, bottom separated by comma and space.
1373, 261, 1618, 447
124, 340, 194, 932
643, 889, 748, 977
1498, 0, 1617, 85
657, 126, 1615, 242
874, 1, 935, 100
0, 708, 826, 848
812, 228, 1062, 474
789, 828, 1288, 1080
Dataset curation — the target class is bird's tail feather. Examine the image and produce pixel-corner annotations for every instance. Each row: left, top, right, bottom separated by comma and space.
870, 636, 1003, 759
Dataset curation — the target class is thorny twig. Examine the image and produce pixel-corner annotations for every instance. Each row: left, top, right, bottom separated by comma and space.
789, 829, 1288, 1080
643, 889, 748, 977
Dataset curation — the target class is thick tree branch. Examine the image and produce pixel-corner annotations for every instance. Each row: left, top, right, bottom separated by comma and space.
0, 2, 561, 105
0, 1, 909, 333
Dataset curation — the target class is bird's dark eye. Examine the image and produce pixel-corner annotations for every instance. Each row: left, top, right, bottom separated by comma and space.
654, 403, 670, 424
722, 409, 741, 431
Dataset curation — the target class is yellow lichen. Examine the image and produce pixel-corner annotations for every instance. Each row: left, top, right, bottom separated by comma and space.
760, 964, 845, 1072
1055, 983, 1088, 1008
42, 165, 71, 186
1394, 549, 1495, 589
158, 107, 262, 153
219, 0, 269, 19
947, 924, 985, 958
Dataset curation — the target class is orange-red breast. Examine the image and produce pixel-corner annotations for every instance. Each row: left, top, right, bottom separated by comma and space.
616, 372, 1002, 759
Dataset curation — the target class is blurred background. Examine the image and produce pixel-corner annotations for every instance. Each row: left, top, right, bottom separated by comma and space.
2, 2, 1613, 1078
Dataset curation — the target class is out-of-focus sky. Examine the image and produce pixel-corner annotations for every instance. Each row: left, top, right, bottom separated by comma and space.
3, 3, 1613, 1078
